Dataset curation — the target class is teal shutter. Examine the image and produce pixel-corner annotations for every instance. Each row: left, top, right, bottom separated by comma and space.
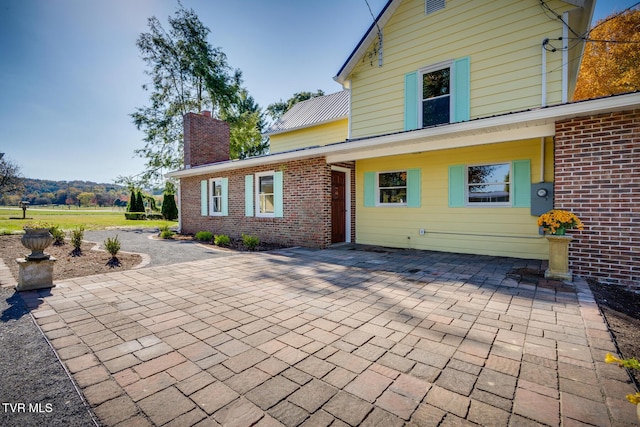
404, 72, 419, 131
200, 180, 208, 216
364, 172, 376, 207
221, 178, 229, 216
274, 171, 284, 218
448, 165, 465, 207
406, 168, 421, 208
245, 175, 254, 217
512, 160, 531, 208
452, 57, 470, 122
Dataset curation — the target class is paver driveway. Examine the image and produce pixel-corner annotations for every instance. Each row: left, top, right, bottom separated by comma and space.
18, 247, 639, 426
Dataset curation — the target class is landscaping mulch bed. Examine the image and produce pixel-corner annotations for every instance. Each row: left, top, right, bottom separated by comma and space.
0, 235, 142, 282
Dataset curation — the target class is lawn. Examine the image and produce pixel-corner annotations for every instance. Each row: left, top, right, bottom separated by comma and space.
0, 206, 177, 233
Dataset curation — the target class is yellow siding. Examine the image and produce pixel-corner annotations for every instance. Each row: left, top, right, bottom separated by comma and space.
269, 119, 348, 154
349, 0, 575, 138
356, 138, 555, 259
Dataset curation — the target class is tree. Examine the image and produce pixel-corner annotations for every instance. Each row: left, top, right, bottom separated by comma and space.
131, 6, 242, 184
574, 8, 640, 101
266, 90, 325, 122
0, 154, 23, 196
222, 88, 269, 159
77, 192, 96, 207
136, 191, 145, 213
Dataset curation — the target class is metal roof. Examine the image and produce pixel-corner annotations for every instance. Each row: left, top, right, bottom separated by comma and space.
264, 90, 349, 135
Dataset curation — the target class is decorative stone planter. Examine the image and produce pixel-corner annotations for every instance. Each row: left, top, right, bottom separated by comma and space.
21, 228, 53, 260
17, 227, 56, 291
544, 235, 573, 281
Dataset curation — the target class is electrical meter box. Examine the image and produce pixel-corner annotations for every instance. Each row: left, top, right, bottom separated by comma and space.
531, 182, 554, 216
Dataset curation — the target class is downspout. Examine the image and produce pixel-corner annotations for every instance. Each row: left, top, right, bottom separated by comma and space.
541, 39, 548, 107
177, 182, 182, 233
540, 137, 545, 182
562, 12, 569, 103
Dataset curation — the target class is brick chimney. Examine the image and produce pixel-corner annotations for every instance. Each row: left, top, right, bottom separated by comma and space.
183, 111, 230, 168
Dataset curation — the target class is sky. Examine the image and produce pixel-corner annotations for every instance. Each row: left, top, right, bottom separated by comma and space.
0, 0, 636, 184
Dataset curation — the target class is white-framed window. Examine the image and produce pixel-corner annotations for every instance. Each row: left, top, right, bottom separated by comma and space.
466, 163, 511, 206
209, 178, 224, 216
420, 61, 451, 128
377, 171, 407, 206
255, 171, 275, 217
426, 0, 445, 15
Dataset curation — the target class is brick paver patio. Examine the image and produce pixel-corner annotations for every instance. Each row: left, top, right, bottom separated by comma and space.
16, 247, 639, 426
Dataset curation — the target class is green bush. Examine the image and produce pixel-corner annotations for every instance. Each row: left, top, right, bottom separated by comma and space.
214, 234, 231, 246
242, 233, 260, 251
195, 231, 213, 242
104, 235, 122, 267
70, 226, 85, 256
159, 224, 174, 239
162, 192, 179, 221
104, 235, 121, 257
146, 213, 163, 220
124, 212, 146, 220
50, 225, 66, 246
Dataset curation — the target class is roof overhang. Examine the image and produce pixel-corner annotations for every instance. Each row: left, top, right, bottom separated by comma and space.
334, 0, 399, 85
167, 92, 640, 179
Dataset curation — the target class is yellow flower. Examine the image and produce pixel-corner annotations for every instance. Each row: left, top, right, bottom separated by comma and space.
605, 352, 624, 365
537, 210, 584, 234
627, 392, 640, 405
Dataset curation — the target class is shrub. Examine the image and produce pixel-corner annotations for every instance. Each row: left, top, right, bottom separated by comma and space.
195, 231, 213, 242
50, 225, 66, 246
159, 224, 174, 239
214, 234, 231, 247
242, 233, 260, 251
70, 226, 85, 256
124, 212, 146, 220
104, 235, 121, 267
146, 213, 164, 220
162, 192, 179, 221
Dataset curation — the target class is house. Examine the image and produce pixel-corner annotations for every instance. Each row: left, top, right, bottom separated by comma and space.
167, 0, 640, 290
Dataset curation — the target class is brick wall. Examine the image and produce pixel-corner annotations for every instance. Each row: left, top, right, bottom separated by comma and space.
555, 109, 640, 291
180, 158, 355, 248
184, 112, 230, 167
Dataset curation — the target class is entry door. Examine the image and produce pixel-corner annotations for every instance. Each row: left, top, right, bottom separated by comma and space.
331, 170, 346, 243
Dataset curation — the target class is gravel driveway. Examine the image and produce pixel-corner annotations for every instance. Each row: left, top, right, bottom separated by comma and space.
84, 228, 232, 268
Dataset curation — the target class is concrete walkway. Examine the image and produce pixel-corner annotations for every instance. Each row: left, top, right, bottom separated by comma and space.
14, 247, 640, 426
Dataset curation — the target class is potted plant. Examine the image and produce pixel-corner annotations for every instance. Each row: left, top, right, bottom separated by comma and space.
537, 210, 584, 281
21, 221, 54, 260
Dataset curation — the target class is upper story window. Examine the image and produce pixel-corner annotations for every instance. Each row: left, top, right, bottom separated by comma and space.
421, 65, 450, 127
378, 171, 407, 205
426, 0, 445, 15
467, 163, 511, 205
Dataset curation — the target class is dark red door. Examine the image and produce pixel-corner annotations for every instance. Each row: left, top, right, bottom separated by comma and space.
331, 170, 346, 243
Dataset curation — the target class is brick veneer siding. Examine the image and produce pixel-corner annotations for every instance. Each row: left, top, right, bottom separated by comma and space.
184, 112, 230, 167
555, 109, 640, 291
180, 158, 355, 249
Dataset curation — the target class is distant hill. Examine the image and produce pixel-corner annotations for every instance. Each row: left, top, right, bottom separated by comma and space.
1, 178, 129, 207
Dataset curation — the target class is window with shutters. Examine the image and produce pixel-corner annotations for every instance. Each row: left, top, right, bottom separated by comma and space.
378, 171, 407, 205
209, 178, 224, 215
420, 63, 451, 127
255, 171, 275, 217
467, 163, 511, 205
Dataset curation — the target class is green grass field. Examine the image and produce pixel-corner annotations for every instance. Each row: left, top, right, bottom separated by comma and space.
0, 207, 177, 234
